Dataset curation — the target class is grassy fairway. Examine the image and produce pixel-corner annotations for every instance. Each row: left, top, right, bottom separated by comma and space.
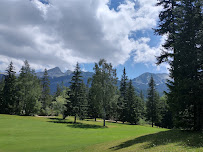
0, 115, 202, 152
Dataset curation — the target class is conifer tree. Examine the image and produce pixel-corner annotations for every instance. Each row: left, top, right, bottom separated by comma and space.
118, 67, 128, 123
155, 0, 203, 130
54, 83, 63, 98
146, 76, 160, 127
126, 80, 141, 124
78, 82, 88, 120
41, 68, 51, 114
2, 62, 18, 114
69, 62, 83, 123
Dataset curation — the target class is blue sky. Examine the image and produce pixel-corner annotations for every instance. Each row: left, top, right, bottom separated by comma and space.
0, 0, 168, 79
81, 0, 167, 79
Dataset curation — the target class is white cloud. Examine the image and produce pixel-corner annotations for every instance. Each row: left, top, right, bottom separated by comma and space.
0, 0, 164, 72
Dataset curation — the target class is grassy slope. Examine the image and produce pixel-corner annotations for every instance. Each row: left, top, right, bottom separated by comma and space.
0, 115, 202, 152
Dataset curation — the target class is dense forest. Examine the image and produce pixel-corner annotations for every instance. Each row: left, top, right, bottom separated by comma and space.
0, 0, 202, 131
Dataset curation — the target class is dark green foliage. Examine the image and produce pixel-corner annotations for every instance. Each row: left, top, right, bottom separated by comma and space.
1, 62, 18, 114
146, 76, 161, 127
126, 80, 141, 124
78, 82, 88, 120
40, 68, 52, 115
18, 60, 42, 116
139, 90, 146, 119
64, 62, 83, 123
0, 77, 5, 113
52, 87, 69, 116
89, 59, 118, 126
118, 67, 128, 123
54, 82, 63, 98
159, 95, 173, 129
155, 0, 203, 130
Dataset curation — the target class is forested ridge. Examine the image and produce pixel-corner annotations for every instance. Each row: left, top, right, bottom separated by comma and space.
0, 0, 202, 131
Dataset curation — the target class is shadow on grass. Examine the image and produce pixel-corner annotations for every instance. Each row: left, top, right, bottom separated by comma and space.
110, 130, 203, 150
48, 118, 106, 129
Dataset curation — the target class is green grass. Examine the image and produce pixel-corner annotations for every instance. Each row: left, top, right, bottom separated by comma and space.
0, 115, 202, 152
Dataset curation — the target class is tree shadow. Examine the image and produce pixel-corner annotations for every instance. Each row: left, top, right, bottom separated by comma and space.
110, 130, 203, 150
48, 118, 106, 129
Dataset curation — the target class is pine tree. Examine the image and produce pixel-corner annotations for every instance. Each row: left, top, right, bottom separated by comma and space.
2, 62, 18, 114
68, 62, 83, 123
118, 67, 128, 123
54, 83, 63, 98
41, 68, 51, 114
146, 76, 160, 127
155, 0, 203, 130
126, 80, 141, 124
78, 82, 88, 120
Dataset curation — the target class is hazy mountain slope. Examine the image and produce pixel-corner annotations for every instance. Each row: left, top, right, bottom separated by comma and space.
38, 67, 170, 96
132, 72, 170, 96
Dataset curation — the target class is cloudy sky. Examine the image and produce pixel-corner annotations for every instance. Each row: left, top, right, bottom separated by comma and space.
0, 0, 169, 78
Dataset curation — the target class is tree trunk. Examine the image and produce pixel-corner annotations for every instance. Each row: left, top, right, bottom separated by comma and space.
103, 118, 105, 127
95, 117, 96, 121
63, 114, 66, 120
74, 115, 76, 123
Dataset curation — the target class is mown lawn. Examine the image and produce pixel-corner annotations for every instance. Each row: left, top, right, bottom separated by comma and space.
0, 114, 202, 152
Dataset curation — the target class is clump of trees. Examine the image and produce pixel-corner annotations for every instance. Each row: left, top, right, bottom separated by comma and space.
155, 0, 203, 131
0, 57, 198, 130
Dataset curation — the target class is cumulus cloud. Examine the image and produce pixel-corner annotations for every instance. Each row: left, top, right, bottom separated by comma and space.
0, 0, 164, 72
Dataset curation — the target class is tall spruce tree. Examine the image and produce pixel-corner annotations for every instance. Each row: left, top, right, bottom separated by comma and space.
126, 80, 141, 124
69, 62, 83, 123
146, 76, 160, 127
118, 67, 128, 123
2, 62, 18, 114
155, 0, 203, 130
41, 68, 51, 114
78, 82, 88, 120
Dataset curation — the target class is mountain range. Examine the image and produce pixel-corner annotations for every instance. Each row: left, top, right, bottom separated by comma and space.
36, 67, 170, 97
0, 67, 170, 97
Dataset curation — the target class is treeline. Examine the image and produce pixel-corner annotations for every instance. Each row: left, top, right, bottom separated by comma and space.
0, 59, 170, 128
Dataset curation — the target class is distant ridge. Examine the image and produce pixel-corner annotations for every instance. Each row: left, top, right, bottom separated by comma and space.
35, 67, 170, 96
0, 67, 170, 96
